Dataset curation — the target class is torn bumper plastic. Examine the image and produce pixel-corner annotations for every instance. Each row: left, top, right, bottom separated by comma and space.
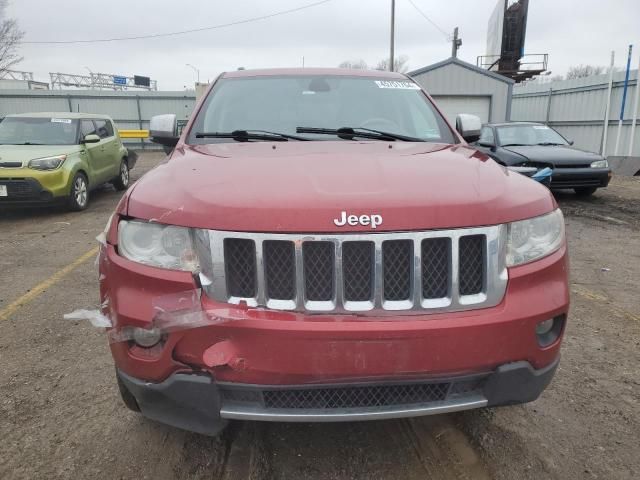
116, 357, 560, 436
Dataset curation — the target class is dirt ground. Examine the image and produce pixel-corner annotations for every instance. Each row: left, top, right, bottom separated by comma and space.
0, 153, 638, 480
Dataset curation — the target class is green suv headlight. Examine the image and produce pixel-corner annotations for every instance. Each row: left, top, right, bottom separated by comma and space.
506, 209, 565, 267
590, 159, 608, 168
118, 220, 200, 272
28, 154, 67, 170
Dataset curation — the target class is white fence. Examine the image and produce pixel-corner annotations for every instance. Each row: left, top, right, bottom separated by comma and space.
511, 70, 639, 158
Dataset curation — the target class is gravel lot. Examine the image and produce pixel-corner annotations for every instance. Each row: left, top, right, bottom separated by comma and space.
1, 152, 638, 480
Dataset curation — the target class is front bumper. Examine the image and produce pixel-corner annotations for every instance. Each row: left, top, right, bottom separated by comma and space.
117, 357, 560, 436
0, 165, 75, 205
549, 167, 611, 189
0, 177, 61, 205
101, 241, 569, 385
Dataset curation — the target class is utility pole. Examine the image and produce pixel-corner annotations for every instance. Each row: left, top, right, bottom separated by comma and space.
389, 0, 395, 71
451, 27, 462, 58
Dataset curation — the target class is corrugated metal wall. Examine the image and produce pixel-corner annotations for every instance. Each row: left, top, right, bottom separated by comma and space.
411, 62, 512, 123
0, 89, 196, 149
512, 70, 640, 157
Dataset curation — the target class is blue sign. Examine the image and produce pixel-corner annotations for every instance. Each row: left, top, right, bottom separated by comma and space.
113, 76, 127, 85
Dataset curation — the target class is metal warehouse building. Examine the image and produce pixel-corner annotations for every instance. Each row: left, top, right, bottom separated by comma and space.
409, 57, 514, 124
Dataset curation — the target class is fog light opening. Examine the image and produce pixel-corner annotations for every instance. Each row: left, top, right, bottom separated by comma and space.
132, 327, 162, 348
536, 315, 565, 347
535, 319, 554, 335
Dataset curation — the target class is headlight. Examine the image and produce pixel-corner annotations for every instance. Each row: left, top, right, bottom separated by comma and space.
28, 155, 66, 170
506, 209, 565, 266
118, 220, 200, 272
590, 159, 608, 168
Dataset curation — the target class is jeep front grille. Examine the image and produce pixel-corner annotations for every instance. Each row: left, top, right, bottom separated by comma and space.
202, 226, 507, 314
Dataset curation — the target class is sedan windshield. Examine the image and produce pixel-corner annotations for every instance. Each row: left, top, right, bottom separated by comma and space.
496, 124, 568, 147
188, 76, 455, 144
0, 117, 79, 145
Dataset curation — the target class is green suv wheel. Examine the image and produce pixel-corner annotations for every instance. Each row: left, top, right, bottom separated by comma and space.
112, 159, 130, 191
68, 173, 89, 211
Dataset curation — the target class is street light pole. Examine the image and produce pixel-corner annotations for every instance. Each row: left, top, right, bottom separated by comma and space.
186, 64, 200, 83
389, 0, 395, 72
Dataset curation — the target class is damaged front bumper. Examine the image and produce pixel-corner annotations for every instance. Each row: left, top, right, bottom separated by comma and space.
117, 358, 559, 436
97, 237, 568, 434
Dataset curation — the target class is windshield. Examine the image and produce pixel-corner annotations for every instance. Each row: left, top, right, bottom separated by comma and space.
496, 124, 568, 146
188, 76, 455, 144
0, 117, 79, 145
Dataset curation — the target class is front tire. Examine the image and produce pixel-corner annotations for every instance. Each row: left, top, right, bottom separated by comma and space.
574, 187, 598, 197
112, 158, 130, 191
68, 173, 89, 211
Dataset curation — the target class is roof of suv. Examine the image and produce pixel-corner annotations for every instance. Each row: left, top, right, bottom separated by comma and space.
222, 67, 409, 79
6, 112, 112, 120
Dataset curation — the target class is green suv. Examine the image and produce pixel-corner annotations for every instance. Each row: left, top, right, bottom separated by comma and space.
0, 112, 136, 210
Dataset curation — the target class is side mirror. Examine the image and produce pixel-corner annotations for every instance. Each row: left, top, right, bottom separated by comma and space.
455, 114, 482, 143
150, 114, 179, 148
568, 140, 574, 145
82, 134, 101, 144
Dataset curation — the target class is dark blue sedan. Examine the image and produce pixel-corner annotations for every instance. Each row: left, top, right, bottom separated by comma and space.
475, 122, 612, 196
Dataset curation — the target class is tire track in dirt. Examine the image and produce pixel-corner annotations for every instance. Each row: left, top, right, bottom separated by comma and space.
400, 415, 493, 480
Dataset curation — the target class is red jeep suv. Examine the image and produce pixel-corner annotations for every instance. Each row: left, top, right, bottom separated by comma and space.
99, 68, 569, 436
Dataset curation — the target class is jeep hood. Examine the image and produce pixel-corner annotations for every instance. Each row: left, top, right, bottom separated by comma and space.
126, 142, 556, 232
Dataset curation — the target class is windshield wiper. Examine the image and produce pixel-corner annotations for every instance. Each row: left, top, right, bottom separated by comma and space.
7, 142, 44, 145
536, 142, 564, 146
195, 130, 309, 141
296, 126, 424, 142
501, 143, 531, 147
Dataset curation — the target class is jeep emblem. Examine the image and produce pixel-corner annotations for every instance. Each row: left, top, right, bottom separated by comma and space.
333, 211, 383, 229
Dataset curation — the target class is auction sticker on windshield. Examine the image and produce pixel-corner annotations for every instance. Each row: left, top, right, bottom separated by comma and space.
0, 185, 7, 197
374, 80, 421, 90
51, 118, 72, 124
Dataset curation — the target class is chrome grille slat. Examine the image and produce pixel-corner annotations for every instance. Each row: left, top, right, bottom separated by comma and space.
204, 226, 507, 314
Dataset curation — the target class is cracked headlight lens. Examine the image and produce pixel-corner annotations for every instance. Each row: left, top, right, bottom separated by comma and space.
118, 220, 200, 272
506, 209, 565, 267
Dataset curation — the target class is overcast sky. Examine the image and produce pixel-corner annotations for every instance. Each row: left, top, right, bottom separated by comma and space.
6, 0, 640, 90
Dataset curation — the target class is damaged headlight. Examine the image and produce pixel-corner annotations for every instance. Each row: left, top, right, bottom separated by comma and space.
506, 209, 565, 266
118, 220, 200, 272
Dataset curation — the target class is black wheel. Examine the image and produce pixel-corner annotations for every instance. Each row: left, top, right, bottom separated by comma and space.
116, 374, 140, 412
112, 158, 130, 191
574, 187, 597, 197
68, 172, 89, 211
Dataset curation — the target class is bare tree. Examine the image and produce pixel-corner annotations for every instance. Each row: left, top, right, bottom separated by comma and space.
338, 59, 369, 70
565, 64, 606, 80
0, 0, 24, 74
375, 55, 409, 73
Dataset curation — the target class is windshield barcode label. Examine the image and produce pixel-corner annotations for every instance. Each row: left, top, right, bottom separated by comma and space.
374, 80, 421, 90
